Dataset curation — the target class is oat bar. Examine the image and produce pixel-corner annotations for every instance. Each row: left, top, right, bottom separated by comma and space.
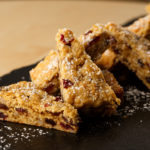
0, 81, 79, 133
56, 28, 120, 115
79, 15, 150, 70
30, 50, 59, 94
80, 23, 150, 89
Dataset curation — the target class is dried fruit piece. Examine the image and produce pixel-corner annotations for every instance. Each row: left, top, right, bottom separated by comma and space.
45, 118, 56, 126
63, 79, 74, 89
60, 34, 74, 46
55, 96, 63, 102
0, 103, 9, 110
56, 28, 120, 115
15, 108, 28, 113
60, 122, 73, 130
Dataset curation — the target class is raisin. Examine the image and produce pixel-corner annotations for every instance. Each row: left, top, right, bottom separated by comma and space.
138, 59, 144, 67
60, 34, 74, 46
60, 122, 73, 130
84, 30, 92, 36
50, 112, 62, 116
60, 34, 65, 42
145, 77, 150, 83
63, 79, 74, 88
0, 112, 7, 120
15, 108, 28, 113
55, 96, 64, 102
0, 103, 9, 110
45, 118, 56, 126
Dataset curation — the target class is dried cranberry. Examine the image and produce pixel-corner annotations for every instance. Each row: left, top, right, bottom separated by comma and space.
44, 103, 50, 107
84, 30, 92, 36
60, 34, 65, 42
146, 77, 150, 83
15, 108, 28, 113
0, 104, 8, 110
60, 122, 73, 130
45, 118, 56, 126
0, 112, 7, 120
50, 112, 62, 116
138, 59, 144, 67
55, 96, 64, 102
63, 79, 74, 88
60, 34, 74, 46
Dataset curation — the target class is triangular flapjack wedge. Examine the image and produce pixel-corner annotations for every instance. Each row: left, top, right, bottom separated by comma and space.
0, 81, 79, 133
56, 28, 120, 115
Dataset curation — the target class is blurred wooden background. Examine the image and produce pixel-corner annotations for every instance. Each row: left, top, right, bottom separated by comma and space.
0, 1, 147, 77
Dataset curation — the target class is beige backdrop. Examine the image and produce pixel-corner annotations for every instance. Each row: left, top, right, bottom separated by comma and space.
0, 1, 146, 77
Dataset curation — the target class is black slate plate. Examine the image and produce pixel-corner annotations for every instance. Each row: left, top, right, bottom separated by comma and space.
1, 15, 150, 150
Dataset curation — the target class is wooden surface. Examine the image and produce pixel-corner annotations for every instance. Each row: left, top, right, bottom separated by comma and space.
0, 1, 147, 77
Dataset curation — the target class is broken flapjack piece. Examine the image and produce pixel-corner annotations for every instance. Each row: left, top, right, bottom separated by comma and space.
30, 50, 59, 94
82, 23, 150, 89
79, 15, 150, 70
56, 28, 120, 115
0, 81, 79, 133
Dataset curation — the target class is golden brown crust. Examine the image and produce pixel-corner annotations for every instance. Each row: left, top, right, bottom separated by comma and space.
0, 81, 79, 133
56, 28, 120, 115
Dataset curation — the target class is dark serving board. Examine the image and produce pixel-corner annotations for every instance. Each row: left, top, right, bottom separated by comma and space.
1, 15, 150, 150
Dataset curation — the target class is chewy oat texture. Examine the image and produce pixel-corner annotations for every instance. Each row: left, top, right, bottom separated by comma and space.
0, 81, 79, 133
56, 28, 120, 115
